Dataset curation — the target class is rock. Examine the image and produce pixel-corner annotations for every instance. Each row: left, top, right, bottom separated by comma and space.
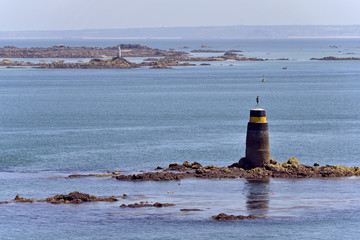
211, 213, 266, 221
282, 157, 301, 168
67, 173, 112, 178
120, 202, 175, 208
223, 51, 238, 57
180, 209, 203, 211
14, 195, 34, 203
269, 159, 277, 165
45, 191, 118, 204
168, 163, 188, 171
191, 162, 202, 169
314, 163, 320, 167
182, 161, 191, 168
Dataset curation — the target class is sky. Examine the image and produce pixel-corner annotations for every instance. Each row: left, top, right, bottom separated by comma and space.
1, 0, 360, 31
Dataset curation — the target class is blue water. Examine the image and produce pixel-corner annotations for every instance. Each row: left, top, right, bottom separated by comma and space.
1, 39, 360, 239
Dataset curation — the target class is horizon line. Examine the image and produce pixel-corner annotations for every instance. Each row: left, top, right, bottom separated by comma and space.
1, 24, 360, 33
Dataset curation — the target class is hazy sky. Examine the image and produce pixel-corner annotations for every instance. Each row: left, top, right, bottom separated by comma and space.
1, 0, 360, 31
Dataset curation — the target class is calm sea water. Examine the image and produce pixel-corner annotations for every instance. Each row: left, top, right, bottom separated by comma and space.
1, 39, 360, 239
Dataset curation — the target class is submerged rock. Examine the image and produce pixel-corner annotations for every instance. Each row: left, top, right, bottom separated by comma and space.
120, 202, 175, 208
67, 173, 112, 178
180, 209, 203, 211
212, 213, 266, 221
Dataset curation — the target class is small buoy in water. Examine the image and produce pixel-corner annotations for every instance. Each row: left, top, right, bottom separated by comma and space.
262, 75, 265, 82
178, 183, 181, 185
167, 191, 170, 194
172, 192, 174, 194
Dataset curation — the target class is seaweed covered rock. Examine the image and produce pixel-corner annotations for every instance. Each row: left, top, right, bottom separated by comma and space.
45, 191, 118, 204
115, 158, 360, 181
14, 195, 34, 203
116, 171, 186, 181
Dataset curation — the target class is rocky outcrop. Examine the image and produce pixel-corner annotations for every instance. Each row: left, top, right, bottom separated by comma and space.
0, 57, 140, 69
115, 158, 360, 181
143, 54, 288, 63
39, 57, 139, 69
45, 191, 118, 204
212, 213, 266, 221
141, 57, 196, 69
310, 56, 360, 60
14, 194, 34, 203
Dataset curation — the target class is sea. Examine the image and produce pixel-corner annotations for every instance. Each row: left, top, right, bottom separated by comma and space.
0, 38, 360, 239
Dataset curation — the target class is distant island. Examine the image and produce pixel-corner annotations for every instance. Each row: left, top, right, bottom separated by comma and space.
1, 25, 360, 39
310, 56, 360, 60
0, 45, 290, 69
0, 44, 182, 58
1, 43, 359, 70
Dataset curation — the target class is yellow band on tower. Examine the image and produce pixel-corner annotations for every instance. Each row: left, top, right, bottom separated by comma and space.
250, 116, 267, 123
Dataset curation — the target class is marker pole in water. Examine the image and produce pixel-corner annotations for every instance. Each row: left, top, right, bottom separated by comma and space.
245, 108, 270, 168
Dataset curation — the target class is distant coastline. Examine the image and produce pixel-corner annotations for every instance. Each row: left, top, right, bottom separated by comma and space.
1, 25, 360, 40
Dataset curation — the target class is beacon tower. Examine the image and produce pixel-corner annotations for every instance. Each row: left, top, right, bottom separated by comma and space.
245, 108, 270, 168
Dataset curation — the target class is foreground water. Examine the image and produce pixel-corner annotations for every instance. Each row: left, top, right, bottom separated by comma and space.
1, 39, 360, 239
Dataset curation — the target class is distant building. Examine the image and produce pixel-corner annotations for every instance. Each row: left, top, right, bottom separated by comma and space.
118, 46, 121, 58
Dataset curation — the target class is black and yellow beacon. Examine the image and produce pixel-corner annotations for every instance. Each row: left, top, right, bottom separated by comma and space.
245, 97, 270, 168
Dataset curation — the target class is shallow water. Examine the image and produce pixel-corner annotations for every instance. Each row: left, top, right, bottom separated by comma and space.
1, 39, 360, 239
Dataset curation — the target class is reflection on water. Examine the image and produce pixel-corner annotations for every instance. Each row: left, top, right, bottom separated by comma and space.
245, 178, 270, 216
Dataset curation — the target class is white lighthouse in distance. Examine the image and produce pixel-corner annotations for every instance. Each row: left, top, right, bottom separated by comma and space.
118, 45, 122, 58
